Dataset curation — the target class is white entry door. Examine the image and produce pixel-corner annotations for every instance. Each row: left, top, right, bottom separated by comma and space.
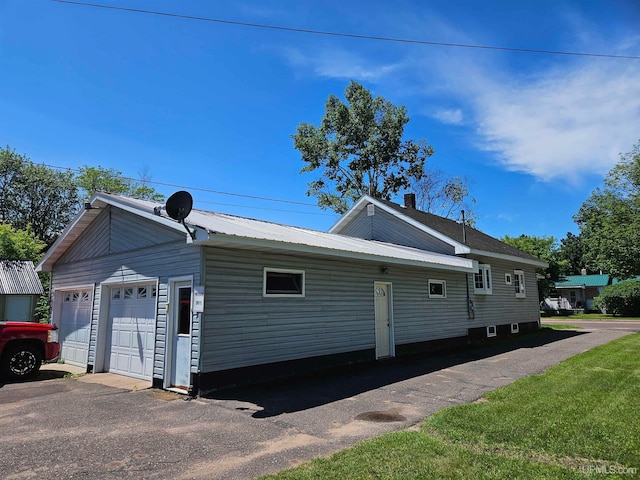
169, 281, 192, 390
59, 289, 92, 367
374, 282, 393, 358
105, 284, 157, 380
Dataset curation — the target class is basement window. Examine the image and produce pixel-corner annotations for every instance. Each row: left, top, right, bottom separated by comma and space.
511, 323, 519, 334
263, 268, 305, 297
428, 280, 446, 298
486, 325, 497, 338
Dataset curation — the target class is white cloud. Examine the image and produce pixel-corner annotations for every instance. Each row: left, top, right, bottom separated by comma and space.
430, 108, 464, 125
470, 61, 640, 183
280, 46, 398, 81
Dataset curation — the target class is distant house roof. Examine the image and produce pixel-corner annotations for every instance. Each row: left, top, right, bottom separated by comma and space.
555, 274, 611, 288
331, 196, 547, 267
37, 193, 476, 274
0, 261, 44, 295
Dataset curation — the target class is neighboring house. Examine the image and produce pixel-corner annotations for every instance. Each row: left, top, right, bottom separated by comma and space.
0, 260, 44, 322
543, 273, 611, 312
36, 192, 546, 395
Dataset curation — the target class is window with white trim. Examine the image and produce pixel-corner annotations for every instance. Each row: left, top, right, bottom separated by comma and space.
428, 280, 446, 298
474, 264, 492, 294
263, 268, 305, 297
514, 270, 526, 298
505, 273, 512, 285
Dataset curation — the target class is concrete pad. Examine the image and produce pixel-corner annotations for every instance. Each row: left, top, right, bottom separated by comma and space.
41, 362, 86, 376
76, 372, 151, 391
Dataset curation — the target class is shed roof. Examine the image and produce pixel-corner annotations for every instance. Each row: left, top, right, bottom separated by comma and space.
0, 261, 44, 295
555, 274, 611, 288
38, 193, 476, 273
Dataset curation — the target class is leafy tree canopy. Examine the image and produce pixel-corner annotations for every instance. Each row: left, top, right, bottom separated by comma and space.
0, 224, 45, 262
558, 232, 584, 275
574, 141, 640, 279
0, 146, 79, 245
76, 165, 164, 202
293, 81, 434, 213
411, 167, 476, 224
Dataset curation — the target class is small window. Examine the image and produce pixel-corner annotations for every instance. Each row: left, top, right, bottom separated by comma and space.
124, 287, 134, 300
511, 323, 519, 334
72, 291, 80, 302
81, 291, 90, 302
138, 286, 148, 299
111, 288, 121, 300
263, 268, 305, 297
514, 270, 526, 298
64, 292, 72, 303
474, 264, 492, 294
505, 273, 512, 285
486, 325, 497, 338
178, 286, 191, 335
428, 280, 446, 298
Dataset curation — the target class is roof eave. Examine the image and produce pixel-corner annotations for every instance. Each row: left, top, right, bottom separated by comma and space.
467, 248, 549, 268
196, 233, 475, 273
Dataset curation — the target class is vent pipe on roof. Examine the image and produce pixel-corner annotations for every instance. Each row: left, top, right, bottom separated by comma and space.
461, 210, 467, 244
404, 193, 416, 209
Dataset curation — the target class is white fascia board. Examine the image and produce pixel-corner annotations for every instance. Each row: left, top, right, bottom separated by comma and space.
197, 233, 475, 273
330, 195, 471, 254
468, 249, 549, 268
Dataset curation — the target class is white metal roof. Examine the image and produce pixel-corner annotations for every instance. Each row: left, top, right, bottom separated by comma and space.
38, 193, 475, 273
0, 261, 44, 295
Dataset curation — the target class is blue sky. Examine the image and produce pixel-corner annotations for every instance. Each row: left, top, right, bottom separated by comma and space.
1, 0, 639, 242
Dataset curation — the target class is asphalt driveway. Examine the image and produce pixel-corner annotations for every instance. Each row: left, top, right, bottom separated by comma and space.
0, 327, 633, 480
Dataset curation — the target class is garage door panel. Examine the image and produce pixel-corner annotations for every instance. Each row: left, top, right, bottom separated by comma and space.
105, 283, 157, 380
59, 289, 92, 367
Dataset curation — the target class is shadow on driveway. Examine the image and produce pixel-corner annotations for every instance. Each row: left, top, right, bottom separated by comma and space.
206, 328, 585, 418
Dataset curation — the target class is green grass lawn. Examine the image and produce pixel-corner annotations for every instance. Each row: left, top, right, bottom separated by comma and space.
541, 324, 583, 330
261, 333, 640, 479
544, 312, 640, 321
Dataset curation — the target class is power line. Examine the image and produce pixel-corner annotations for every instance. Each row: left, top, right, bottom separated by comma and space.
195, 200, 338, 217
52, 0, 640, 60
41, 163, 319, 207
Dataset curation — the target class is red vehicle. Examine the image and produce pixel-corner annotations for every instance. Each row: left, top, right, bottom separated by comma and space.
0, 321, 61, 380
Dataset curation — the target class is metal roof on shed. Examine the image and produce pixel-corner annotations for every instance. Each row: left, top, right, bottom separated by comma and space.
0, 261, 44, 295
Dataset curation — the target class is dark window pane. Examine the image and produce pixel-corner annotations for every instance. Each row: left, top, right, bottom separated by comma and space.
178, 287, 191, 334
266, 271, 303, 295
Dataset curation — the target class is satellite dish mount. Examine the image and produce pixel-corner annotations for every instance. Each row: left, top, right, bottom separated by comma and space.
165, 191, 196, 240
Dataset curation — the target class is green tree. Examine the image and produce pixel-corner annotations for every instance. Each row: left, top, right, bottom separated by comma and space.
76, 165, 164, 202
292, 81, 434, 213
0, 224, 45, 262
574, 141, 640, 279
558, 232, 584, 275
501, 234, 564, 298
0, 146, 79, 245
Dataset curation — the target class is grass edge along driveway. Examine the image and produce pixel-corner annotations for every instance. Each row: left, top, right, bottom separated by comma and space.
261, 333, 640, 479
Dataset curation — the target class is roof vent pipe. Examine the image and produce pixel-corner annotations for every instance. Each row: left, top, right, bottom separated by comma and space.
461, 210, 467, 244
404, 193, 416, 209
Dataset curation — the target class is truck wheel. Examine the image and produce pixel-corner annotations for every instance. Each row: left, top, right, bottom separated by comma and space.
3, 344, 42, 379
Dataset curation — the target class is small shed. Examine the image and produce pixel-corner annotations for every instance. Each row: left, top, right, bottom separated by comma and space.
0, 260, 44, 322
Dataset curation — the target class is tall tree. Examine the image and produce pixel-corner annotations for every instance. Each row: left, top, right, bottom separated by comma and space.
293, 81, 434, 213
411, 167, 476, 224
76, 165, 164, 201
558, 232, 584, 275
0, 224, 45, 262
0, 146, 79, 245
574, 141, 640, 279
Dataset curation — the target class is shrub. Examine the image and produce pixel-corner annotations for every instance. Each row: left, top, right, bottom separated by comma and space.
593, 279, 640, 316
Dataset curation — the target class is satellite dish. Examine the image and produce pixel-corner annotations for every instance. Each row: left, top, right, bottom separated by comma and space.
165, 191, 193, 222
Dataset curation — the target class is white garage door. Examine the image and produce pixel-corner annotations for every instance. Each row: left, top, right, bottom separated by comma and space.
59, 289, 92, 367
105, 284, 157, 380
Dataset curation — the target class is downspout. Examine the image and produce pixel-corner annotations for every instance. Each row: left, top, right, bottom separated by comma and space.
462, 211, 475, 320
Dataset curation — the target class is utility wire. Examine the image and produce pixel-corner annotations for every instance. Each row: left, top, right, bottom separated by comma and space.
53, 0, 640, 60
41, 163, 320, 207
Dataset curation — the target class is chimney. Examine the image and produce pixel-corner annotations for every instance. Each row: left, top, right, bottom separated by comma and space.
581, 268, 587, 276
404, 193, 416, 209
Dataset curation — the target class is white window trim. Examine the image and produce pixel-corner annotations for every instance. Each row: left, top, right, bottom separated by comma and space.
514, 270, 526, 298
486, 325, 497, 338
511, 323, 519, 334
263, 268, 306, 298
428, 279, 447, 298
505, 273, 513, 285
474, 264, 492, 295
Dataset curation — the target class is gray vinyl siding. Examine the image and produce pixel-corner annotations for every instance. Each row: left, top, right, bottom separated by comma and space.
50, 210, 202, 380
468, 258, 540, 327
201, 247, 472, 373
335, 204, 455, 254
57, 207, 184, 264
